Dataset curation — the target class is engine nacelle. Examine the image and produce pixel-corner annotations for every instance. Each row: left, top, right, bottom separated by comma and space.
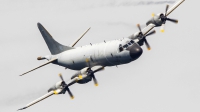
48, 81, 63, 92
128, 32, 140, 40
71, 67, 92, 84
146, 13, 163, 27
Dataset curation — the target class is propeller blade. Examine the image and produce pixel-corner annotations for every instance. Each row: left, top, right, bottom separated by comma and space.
92, 75, 98, 86
144, 39, 151, 50
145, 30, 156, 37
166, 18, 178, 23
151, 13, 155, 17
165, 5, 169, 16
137, 24, 142, 32
67, 88, 74, 99
160, 24, 165, 33
58, 73, 64, 81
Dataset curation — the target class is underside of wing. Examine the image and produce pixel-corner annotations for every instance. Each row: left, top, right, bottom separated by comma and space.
20, 58, 57, 76
18, 91, 54, 110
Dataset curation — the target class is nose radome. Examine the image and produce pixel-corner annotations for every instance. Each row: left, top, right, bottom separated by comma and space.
128, 43, 143, 60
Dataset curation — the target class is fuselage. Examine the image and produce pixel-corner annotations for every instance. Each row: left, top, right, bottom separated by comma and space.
56, 38, 143, 70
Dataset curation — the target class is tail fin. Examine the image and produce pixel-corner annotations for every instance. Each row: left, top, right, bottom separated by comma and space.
37, 23, 73, 55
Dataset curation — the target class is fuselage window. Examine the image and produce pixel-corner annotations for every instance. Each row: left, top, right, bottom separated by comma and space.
123, 44, 128, 48
130, 40, 134, 44
128, 42, 131, 45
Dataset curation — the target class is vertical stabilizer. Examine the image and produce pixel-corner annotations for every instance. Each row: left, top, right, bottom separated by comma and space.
37, 23, 73, 55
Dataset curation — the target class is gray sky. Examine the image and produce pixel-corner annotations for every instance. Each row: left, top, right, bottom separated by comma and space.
1, 0, 200, 112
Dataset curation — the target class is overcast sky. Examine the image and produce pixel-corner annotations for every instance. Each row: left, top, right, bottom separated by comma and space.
0, 0, 200, 112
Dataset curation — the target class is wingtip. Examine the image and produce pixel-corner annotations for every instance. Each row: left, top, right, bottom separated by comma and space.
17, 107, 27, 111
19, 73, 25, 76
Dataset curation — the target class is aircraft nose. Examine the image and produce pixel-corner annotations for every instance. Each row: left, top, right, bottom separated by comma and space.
128, 43, 143, 60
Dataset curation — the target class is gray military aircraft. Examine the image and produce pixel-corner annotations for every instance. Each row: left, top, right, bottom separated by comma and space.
18, 0, 185, 110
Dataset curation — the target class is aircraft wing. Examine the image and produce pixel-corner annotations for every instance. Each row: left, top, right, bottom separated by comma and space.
142, 23, 156, 35
166, 0, 185, 16
20, 58, 57, 76
91, 66, 105, 73
18, 91, 55, 110
70, 27, 91, 47
67, 77, 79, 87
17, 77, 80, 110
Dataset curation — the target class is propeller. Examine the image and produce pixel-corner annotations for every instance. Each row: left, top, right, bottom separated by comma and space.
160, 5, 178, 32
86, 68, 98, 86
91, 66, 104, 86
91, 75, 98, 86
85, 58, 98, 86
136, 24, 156, 50
85, 59, 104, 86
58, 73, 74, 99
59, 73, 64, 81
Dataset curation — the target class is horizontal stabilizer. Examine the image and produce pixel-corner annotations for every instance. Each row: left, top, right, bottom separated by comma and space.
20, 58, 57, 76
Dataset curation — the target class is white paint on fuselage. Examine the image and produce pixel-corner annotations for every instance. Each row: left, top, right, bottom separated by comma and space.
57, 38, 135, 70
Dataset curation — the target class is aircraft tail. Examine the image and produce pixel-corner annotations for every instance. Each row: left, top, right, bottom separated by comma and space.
37, 23, 73, 55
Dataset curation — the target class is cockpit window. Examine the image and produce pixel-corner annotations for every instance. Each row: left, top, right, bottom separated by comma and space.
119, 40, 135, 52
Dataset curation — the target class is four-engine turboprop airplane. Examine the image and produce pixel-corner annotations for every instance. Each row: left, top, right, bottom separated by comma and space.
18, 0, 185, 110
